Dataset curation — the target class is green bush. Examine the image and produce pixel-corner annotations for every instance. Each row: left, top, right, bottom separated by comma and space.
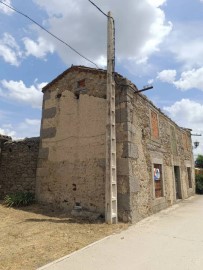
4, 192, 35, 207
196, 174, 203, 194
195, 155, 203, 168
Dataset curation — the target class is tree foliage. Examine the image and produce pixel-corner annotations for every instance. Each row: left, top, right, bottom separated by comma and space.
196, 174, 203, 194
195, 155, 203, 168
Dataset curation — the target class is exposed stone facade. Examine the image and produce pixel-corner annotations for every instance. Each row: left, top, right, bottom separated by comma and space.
0, 137, 39, 198
36, 66, 195, 222
116, 86, 194, 222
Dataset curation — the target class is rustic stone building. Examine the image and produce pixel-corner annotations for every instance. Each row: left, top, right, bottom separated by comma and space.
36, 65, 195, 223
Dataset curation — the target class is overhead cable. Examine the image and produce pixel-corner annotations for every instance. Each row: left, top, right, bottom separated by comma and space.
0, 0, 98, 68
88, 0, 109, 18
88, 0, 115, 71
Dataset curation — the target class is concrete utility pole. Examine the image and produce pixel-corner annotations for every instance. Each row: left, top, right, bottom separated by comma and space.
105, 11, 117, 224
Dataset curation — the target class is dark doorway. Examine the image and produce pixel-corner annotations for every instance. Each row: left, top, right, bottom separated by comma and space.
174, 166, 182, 199
187, 167, 192, 188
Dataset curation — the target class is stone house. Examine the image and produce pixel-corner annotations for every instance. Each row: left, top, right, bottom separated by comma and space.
36, 65, 195, 223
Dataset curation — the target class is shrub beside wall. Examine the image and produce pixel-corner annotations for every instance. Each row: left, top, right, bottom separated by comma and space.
196, 174, 203, 194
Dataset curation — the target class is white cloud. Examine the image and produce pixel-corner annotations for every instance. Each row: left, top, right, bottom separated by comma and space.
32, 0, 172, 68
148, 79, 154, 84
0, 80, 46, 108
23, 37, 54, 59
0, 118, 41, 139
0, 33, 55, 66
173, 68, 203, 91
157, 69, 177, 83
157, 67, 203, 91
165, 22, 203, 69
164, 99, 203, 155
24, 118, 41, 126
0, 0, 14, 15
171, 39, 203, 68
138, 10, 172, 63
164, 99, 203, 124
17, 118, 41, 138
155, 22, 203, 92
147, 0, 167, 7
95, 55, 107, 68
0, 126, 16, 138
0, 33, 22, 66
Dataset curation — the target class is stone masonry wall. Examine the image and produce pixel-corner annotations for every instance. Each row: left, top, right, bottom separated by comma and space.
116, 85, 195, 223
115, 80, 140, 222
0, 137, 40, 199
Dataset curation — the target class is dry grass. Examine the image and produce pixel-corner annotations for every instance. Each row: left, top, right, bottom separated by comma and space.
0, 202, 128, 270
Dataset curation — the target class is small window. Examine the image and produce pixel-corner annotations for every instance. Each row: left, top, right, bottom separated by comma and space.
151, 110, 159, 139
174, 166, 182, 199
77, 79, 85, 88
153, 164, 163, 198
187, 167, 192, 188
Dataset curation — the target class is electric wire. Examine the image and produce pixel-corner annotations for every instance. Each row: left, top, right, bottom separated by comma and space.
88, 0, 109, 18
87, 1, 153, 93
1, 0, 151, 94
0, 0, 98, 68
88, 0, 115, 71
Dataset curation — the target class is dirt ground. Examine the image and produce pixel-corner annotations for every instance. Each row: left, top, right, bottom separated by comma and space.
0, 202, 128, 270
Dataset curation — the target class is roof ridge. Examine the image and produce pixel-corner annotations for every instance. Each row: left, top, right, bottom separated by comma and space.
42, 65, 191, 132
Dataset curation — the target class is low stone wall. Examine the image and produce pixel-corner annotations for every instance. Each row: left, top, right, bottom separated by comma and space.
0, 137, 39, 199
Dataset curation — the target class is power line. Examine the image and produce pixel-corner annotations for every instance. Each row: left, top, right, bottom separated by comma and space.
88, 1, 152, 94
88, 1, 151, 95
88, 0, 109, 18
0, 0, 98, 68
88, 1, 114, 24
88, 0, 115, 71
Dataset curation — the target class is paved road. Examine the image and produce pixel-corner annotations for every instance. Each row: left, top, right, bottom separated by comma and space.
38, 195, 203, 270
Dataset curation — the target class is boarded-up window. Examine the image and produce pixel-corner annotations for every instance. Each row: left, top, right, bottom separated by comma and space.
170, 125, 177, 154
151, 111, 159, 139
77, 79, 86, 88
154, 164, 163, 198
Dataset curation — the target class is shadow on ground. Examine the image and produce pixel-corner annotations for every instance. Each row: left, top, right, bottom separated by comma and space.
0, 201, 105, 224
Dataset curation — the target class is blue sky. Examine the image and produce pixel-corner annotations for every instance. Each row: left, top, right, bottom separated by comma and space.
1, 0, 203, 156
